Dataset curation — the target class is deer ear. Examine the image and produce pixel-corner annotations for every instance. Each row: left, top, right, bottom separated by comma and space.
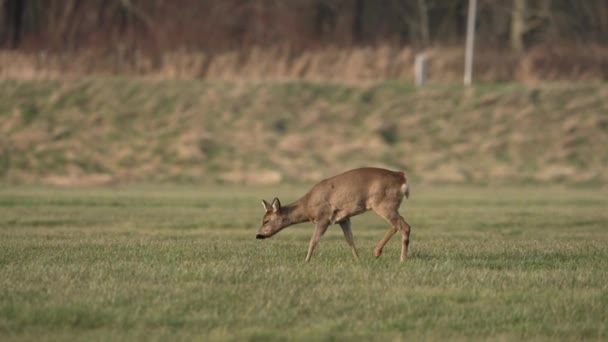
271, 198, 281, 213
261, 199, 271, 212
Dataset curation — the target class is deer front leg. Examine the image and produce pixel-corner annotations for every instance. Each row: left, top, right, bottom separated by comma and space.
339, 219, 359, 260
305, 221, 329, 262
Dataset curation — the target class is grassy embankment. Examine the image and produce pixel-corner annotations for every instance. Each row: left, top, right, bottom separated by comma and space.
0, 185, 607, 340
0, 80, 606, 185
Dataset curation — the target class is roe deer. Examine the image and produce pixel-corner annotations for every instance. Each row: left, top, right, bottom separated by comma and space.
256, 167, 411, 262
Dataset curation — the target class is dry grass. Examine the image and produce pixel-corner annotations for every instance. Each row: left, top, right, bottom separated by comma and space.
1, 45, 607, 82
0, 80, 606, 186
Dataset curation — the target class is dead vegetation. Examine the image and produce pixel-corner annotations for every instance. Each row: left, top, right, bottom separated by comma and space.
0, 80, 606, 185
1, 45, 608, 82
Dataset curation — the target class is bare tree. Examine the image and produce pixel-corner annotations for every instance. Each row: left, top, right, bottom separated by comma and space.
417, 0, 430, 46
510, 0, 552, 52
352, 0, 365, 44
1, 0, 25, 48
510, 0, 526, 52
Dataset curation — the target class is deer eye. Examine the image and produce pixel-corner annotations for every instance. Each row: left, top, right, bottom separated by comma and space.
263, 220, 269, 225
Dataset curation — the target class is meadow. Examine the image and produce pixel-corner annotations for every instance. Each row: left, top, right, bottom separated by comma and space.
0, 184, 606, 341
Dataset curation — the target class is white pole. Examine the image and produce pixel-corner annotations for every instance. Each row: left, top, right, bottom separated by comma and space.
464, 0, 477, 86
415, 54, 426, 86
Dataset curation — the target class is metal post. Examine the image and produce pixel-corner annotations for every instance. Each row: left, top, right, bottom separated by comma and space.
464, 0, 477, 86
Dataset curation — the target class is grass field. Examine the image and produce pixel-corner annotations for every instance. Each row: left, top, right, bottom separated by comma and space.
0, 185, 607, 341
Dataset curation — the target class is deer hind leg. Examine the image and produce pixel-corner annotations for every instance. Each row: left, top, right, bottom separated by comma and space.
374, 207, 411, 261
305, 221, 330, 262
398, 216, 412, 262
373, 226, 398, 258
339, 219, 360, 260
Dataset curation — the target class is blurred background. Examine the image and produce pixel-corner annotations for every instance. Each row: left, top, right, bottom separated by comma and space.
0, 0, 606, 185
1, 0, 608, 81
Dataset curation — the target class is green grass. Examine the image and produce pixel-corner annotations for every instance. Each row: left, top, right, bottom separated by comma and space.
0, 185, 607, 341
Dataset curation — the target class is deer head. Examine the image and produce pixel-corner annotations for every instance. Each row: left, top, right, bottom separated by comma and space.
256, 198, 288, 239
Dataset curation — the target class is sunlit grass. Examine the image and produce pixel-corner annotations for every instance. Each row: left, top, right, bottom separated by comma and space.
0, 185, 607, 340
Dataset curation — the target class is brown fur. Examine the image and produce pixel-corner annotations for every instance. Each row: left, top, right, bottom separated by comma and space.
257, 167, 411, 262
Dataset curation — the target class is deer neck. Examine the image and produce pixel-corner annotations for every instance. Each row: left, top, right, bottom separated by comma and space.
283, 199, 309, 226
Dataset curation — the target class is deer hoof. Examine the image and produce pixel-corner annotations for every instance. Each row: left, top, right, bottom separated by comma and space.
373, 249, 382, 258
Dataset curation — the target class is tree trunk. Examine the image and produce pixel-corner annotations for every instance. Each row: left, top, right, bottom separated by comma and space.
417, 0, 430, 46
3, 0, 25, 48
510, 0, 526, 52
352, 0, 364, 44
